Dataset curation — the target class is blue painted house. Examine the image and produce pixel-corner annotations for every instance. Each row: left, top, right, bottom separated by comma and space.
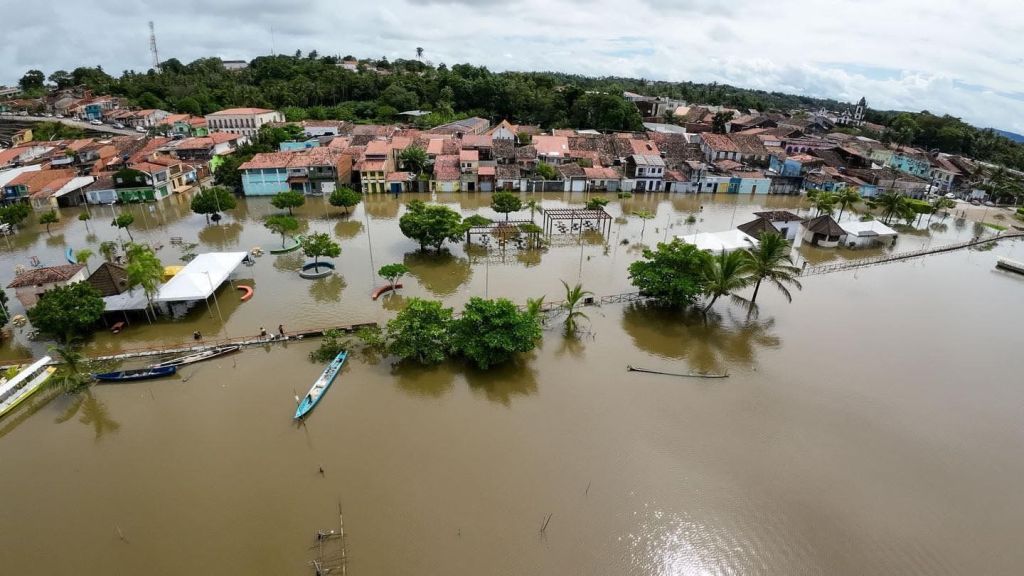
240, 153, 291, 196
888, 151, 930, 178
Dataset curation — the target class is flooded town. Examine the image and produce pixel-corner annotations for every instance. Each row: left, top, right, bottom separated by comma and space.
3, 4, 1024, 574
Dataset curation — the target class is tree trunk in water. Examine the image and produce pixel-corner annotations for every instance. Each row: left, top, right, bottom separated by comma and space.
126, 229, 133, 241
751, 278, 763, 303
837, 207, 845, 221
702, 294, 719, 315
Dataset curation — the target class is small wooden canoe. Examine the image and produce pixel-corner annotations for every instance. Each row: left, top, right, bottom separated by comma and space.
149, 345, 240, 369
237, 285, 254, 301
110, 321, 126, 334
294, 351, 347, 419
94, 366, 177, 382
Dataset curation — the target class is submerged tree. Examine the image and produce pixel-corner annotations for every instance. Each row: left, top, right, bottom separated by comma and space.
271, 190, 306, 215
700, 250, 753, 316
868, 190, 914, 224
301, 232, 341, 268
385, 298, 453, 365
264, 214, 300, 247
741, 233, 802, 305
74, 248, 94, 275
111, 212, 135, 241
329, 186, 362, 214
834, 188, 861, 221
628, 239, 707, 308
39, 210, 59, 234
450, 297, 542, 369
190, 186, 238, 223
399, 145, 428, 175
378, 263, 409, 292
491, 192, 522, 221
398, 200, 463, 252
560, 280, 593, 335
27, 282, 105, 343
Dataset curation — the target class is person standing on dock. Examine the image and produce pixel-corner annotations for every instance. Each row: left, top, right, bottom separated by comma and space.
278, 324, 286, 339
260, 326, 268, 340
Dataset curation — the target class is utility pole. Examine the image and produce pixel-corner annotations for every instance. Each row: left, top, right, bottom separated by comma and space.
148, 21, 161, 71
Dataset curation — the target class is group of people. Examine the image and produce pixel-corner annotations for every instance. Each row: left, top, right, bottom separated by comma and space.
193, 325, 286, 341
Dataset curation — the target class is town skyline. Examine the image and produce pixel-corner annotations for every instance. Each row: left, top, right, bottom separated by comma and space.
4, 0, 1023, 133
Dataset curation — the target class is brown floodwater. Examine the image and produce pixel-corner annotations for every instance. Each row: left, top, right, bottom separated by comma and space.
1, 192, 1023, 575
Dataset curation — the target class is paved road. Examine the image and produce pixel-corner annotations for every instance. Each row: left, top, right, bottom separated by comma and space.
0, 114, 139, 137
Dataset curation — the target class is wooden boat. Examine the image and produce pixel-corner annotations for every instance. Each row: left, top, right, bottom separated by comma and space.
110, 321, 126, 334
0, 357, 55, 418
148, 345, 240, 369
94, 365, 177, 382
294, 351, 347, 419
996, 257, 1024, 275
626, 365, 729, 379
65, 247, 77, 264
237, 285, 254, 301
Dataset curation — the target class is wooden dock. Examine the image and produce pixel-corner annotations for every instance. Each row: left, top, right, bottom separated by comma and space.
0, 322, 378, 369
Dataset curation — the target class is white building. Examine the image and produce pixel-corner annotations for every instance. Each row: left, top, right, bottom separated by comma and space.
838, 220, 897, 248
205, 108, 286, 137
677, 230, 760, 254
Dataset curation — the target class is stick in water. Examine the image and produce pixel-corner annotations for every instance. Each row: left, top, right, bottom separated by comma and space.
116, 525, 128, 543
539, 513, 553, 534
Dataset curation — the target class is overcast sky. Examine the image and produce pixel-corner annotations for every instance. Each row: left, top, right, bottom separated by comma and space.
5, 0, 1024, 132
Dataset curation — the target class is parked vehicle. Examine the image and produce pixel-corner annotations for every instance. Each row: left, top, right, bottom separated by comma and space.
112, 123, 125, 129
43, 113, 53, 117
135, 126, 147, 133
89, 119, 102, 126
984, 201, 995, 207
55, 114, 64, 118
944, 193, 956, 199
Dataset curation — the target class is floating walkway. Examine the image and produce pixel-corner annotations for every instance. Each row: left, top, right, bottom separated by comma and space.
800, 231, 1024, 277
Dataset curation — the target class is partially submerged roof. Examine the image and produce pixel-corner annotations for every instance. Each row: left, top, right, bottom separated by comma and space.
839, 219, 897, 237
753, 210, 803, 222
737, 217, 779, 238
7, 264, 84, 288
677, 230, 759, 253
804, 214, 846, 236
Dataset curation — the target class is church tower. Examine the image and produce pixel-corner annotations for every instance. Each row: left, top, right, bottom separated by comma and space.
854, 96, 867, 126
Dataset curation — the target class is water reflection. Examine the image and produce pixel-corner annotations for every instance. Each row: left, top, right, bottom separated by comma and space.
392, 361, 456, 398
308, 274, 346, 303
273, 252, 304, 272
334, 219, 364, 240
403, 251, 472, 297
379, 293, 408, 311
364, 196, 400, 220
621, 303, 781, 373
198, 222, 243, 249
45, 233, 67, 248
54, 389, 121, 440
463, 357, 538, 406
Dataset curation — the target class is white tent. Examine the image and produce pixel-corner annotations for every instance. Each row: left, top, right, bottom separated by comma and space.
155, 252, 247, 303
839, 220, 897, 238
677, 230, 760, 253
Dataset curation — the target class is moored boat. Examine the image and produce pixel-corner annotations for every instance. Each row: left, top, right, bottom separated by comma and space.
996, 257, 1024, 275
294, 351, 347, 419
0, 356, 56, 418
94, 365, 177, 382
148, 345, 240, 369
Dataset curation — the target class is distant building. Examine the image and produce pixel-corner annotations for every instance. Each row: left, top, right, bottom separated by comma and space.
205, 108, 285, 137
222, 60, 248, 71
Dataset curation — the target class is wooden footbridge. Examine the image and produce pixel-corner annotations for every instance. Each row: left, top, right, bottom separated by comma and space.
800, 231, 1024, 277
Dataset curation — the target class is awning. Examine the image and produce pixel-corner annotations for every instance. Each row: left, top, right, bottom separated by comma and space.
155, 252, 246, 302
102, 290, 151, 312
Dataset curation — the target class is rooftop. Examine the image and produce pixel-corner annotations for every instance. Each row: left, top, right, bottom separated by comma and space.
206, 107, 278, 116
7, 264, 84, 288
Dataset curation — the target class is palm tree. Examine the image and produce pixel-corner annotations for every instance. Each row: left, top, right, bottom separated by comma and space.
525, 200, 541, 223
416, 47, 424, 61
982, 167, 1024, 205
743, 233, 802, 304
47, 341, 92, 394
869, 190, 913, 224
835, 188, 861, 221
810, 191, 838, 216
526, 295, 546, 325
560, 281, 593, 335
700, 250, 753, 316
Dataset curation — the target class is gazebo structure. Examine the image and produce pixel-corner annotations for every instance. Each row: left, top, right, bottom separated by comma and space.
465, 220, 542, 250
541, 208, 613, 237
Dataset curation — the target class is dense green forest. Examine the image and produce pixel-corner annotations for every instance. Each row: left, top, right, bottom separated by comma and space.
20, 53, 1024, 170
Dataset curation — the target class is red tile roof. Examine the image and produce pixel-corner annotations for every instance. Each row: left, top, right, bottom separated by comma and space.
533, 135, 570, 158
701, 133, 739, 152
478, 166, 495, 176
459, 149, 479, 162
207, 107, 278, 116
432, 155, 460, 181
7, 264, 84, 288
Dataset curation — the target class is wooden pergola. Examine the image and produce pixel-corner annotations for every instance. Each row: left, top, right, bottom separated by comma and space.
541, 208, 613, 236
465, 220, 542, 247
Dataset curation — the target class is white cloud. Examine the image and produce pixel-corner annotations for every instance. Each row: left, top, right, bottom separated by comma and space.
3, 0, 1022, 131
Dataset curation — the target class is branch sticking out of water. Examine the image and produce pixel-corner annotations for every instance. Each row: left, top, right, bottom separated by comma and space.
539, 513, 553, 535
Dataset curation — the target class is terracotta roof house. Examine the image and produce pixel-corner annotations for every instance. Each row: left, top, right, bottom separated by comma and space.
7, 264, 87, 308
700, 133, 740, 163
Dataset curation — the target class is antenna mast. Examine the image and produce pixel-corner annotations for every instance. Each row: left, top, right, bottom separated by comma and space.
149, 21, 161, 71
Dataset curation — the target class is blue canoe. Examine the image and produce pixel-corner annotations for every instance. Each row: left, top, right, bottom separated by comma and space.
66, 247, 76, 264
94, 365, 177, 382
294, 351, 347, 419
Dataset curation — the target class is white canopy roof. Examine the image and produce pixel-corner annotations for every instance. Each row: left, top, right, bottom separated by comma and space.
102, 290, 152, 311
839, 220, 897, 238
155, 252, 246, 302
677, 230, 760, 253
